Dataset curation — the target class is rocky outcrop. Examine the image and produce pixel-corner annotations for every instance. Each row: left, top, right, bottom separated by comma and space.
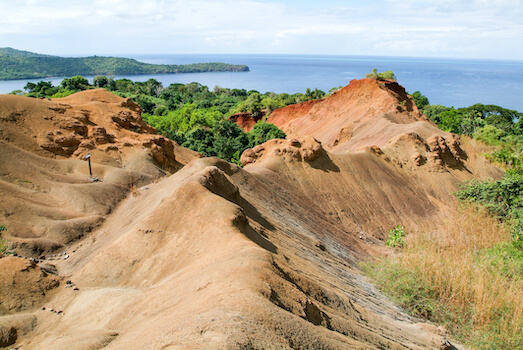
0, 257, 60, 315
241, 136, 323, 166
228, 111, 265, 132
266, 78, 476, 174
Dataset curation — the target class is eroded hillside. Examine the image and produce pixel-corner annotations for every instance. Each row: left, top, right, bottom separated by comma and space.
0, 82, 502, 349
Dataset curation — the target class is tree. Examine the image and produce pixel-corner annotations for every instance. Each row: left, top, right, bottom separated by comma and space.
249, 122, 286, 146
24, 81, 58, 97
61, 76, 89, 91
93, 75, 108, 88
212, 120, 250, 161
182, 127, 215, 156
137, 79, 163, 97
366, 68, 396, 81
411, 91, 429, 111
473, 125, 505, 145
24, 82, 37, 92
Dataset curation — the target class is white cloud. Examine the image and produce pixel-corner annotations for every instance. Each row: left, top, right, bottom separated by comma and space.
0, 0, 521, 59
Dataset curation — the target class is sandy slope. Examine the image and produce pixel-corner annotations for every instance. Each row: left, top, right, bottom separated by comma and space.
0, 83, 502, 349
0, 90, 198, 257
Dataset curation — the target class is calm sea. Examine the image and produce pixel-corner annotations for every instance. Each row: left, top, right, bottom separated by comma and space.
1, 54, 522, 112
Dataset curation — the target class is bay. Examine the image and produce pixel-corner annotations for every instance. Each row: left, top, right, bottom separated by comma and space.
1, 54, 522, 112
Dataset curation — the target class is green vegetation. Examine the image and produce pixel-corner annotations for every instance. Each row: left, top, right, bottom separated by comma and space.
0, 239, 9, 257
0, 225, 9, 257
365, 68, 396, 81
413, 91, 523, 170
362, 207, 523, 349
385, 225, 406, 248
411, 91, 523, 242
16, 76, 330, 163
135, 81, 325, 163
0, 47, 249, 80
456, 173, 523, 244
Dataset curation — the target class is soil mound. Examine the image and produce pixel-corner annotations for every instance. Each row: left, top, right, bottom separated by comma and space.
269, 79, 430, 152
8, 158, 452, 349
0, 90, 199, 257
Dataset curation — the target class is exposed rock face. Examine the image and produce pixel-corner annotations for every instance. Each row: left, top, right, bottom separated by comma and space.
0, 257, 60, 315
266, 78, 477, 175
268, 78, 428, 151
228, 111, 265, 132
241, 136, 323, 166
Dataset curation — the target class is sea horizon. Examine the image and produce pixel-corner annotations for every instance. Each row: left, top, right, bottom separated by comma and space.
1, 53, 522, 112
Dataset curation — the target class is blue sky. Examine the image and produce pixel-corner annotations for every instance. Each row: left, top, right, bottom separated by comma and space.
1, 0, 521, 59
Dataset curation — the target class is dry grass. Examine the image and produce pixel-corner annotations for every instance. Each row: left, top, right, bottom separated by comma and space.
460, 135, 499, 157
363, 205, 523, 349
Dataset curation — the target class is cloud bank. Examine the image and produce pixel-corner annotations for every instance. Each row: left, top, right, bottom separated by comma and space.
0, 0, 521, 59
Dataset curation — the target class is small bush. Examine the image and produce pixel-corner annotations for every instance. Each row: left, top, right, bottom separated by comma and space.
0, 239, 9, 257
386, 225, 406, 248
0, 225, 9, 257
366, 68, 396, 81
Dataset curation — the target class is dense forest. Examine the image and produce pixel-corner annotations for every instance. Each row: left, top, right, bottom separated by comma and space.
16, 76, 330, 164
0, 48, 249, 80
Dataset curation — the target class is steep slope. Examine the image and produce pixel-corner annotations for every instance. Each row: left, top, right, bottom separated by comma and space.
0, 81, 502, 349
269, 78, 436, 153
255, 79, 503, 239
12, 158, 449, 349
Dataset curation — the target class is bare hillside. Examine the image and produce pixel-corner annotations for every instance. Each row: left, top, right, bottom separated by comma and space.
0, 83, 502, 349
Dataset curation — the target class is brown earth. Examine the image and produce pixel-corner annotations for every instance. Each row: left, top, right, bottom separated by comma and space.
0, 82, 502, 349
229, 112, 265, 132
0, 90, 199, 258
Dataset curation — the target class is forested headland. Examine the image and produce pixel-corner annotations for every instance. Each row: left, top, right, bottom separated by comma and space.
0, 47, 249, 80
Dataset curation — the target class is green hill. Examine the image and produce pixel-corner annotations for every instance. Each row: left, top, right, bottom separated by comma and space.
0, 48, 249, 80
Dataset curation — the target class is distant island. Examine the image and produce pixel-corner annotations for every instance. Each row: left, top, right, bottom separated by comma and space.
0, 47, 249, 80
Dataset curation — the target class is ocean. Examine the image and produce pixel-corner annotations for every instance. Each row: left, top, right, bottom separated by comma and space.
1, 54, 522, 112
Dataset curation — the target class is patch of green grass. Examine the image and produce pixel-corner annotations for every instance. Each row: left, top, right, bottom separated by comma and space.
360, 259, 474, 339
482, 241, 523, 282
0, 225, 11, 257
0, 239, 9, 257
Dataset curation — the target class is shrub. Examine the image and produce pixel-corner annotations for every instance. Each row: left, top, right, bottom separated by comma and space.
0, 225, 9, 257
248, 121, 286, 146
386, 225, 406, 248
410, 91, 430, 111
365, 68, 396, 81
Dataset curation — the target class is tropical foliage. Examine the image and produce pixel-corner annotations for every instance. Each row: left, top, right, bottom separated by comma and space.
15, 77, 331, 163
